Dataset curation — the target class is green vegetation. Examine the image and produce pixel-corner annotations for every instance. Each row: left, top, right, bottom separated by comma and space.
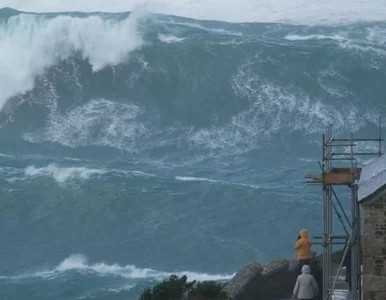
189, 281, 229, 300
138, 275, 229, 300
331, 250, 344, 265
138, 250, 348, 300
314, 250, 344, 266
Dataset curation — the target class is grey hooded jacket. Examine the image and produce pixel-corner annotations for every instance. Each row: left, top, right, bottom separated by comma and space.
293, 265, 319, 300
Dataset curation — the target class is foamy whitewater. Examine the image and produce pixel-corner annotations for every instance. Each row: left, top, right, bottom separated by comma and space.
0, 3, 385, 300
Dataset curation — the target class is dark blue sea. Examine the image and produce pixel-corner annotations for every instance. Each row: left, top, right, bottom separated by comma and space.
0, 7, 384, 300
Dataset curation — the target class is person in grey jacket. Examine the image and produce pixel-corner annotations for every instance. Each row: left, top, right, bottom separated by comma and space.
293, 264, 319, 300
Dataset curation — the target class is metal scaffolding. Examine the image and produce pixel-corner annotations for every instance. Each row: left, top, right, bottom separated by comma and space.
305, 119, 384, 300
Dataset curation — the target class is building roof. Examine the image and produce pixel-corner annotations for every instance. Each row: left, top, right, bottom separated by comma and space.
358, 154, 386, 203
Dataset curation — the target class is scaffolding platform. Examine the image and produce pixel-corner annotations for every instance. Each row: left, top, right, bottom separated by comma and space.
305, 118, 384, 300
306, 168, 362, 185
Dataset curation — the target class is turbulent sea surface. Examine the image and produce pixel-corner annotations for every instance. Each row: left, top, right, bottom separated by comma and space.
0, 5, 385, 300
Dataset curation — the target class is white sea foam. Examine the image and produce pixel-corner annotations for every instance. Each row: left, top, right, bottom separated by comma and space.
158, 34, 185, 43
2, 0, 386, 25
175, 176, 218, 183
229, 66, 380, 136
24, 163, 106, 183
22, 99, 153, 153
131, 170, 156, 177
175, 176, 260, 189
56, 254, 234, 281
22, 85, 383, 160
159, 20, 243, 36
104, 284, 137, 293
0, 254, 235, 282
180, 69, 375, 157
0, 8, 146, 111
284, 34, 346, 41
0, 162, 156, 183
5, 9, 383, 161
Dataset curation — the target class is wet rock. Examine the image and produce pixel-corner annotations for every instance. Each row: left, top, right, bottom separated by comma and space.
224, 263, 263, 300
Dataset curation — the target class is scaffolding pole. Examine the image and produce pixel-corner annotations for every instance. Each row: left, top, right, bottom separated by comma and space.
305, 118, 384, 300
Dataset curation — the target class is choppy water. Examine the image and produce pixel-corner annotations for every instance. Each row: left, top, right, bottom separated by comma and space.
0, 5, 384, 300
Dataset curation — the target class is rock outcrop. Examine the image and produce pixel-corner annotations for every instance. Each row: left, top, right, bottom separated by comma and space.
224, 263, 264, 300
224, 258, 301, 300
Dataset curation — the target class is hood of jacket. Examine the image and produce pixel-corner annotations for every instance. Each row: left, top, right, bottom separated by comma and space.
299, 228, 309, 239
302, 264, 311, 274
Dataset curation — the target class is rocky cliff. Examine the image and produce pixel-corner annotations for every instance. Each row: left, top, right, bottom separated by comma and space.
223, 258, 300, 300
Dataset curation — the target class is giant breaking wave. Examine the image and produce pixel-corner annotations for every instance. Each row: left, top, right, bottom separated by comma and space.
0, 7, 385, 167
0, 6, 386, 300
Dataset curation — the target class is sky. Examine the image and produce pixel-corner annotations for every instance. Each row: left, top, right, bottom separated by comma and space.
1, 0, 386, 24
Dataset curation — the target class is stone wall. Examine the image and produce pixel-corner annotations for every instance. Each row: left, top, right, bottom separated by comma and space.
223, 258, 300, 300
362, 192, 386, 300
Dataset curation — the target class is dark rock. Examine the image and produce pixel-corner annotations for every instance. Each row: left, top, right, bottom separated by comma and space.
286, 260, 301, 296
260, 259, 291, 299
224, 259, 299, 300
224, 263, 263, 300
262, 259, 289, 276
288, 259, 299, 273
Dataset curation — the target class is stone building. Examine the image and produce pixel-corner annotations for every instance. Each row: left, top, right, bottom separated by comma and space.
358, 154, 386, 300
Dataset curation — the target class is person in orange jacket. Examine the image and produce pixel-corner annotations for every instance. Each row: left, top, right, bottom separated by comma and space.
295, 228, 313, 271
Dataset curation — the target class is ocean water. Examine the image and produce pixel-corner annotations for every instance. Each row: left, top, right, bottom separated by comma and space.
0, 3, 385, 300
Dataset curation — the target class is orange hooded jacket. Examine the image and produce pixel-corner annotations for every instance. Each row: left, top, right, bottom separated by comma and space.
294, 229, 312, 260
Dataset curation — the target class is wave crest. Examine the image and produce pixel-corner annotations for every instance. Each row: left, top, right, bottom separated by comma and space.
0, 8, 146, 111
1, 254, 235, 282
23, 99, 153, 153
24, 163, 105, 183
4, 0, 386, 25
0, 13, 385, 164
